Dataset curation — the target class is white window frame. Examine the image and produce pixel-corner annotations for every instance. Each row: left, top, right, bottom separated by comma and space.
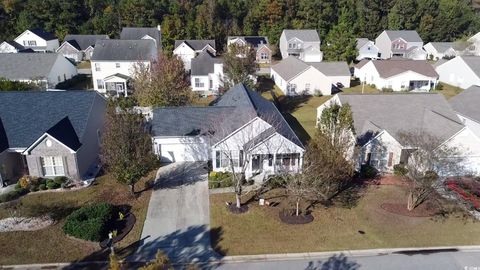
194, 78, 204, 88
95, 63, 101, 72
115, 63, 121, 68
260, 52, 268, 60
40, 156, 65, 177
305, 83, 311, 91
97, 79, 104, 89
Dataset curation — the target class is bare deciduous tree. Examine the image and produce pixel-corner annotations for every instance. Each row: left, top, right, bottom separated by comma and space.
101, 101, 158, 194
132, 53, 192, 107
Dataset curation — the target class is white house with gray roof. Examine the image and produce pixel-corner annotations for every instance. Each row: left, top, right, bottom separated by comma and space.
435, 56, 480, 89
271, 56, 350, 96
354, 59, 438, 91
279, 29, 323, 62
173, 40, 216, 71
90, 39, 158, 95
0, 91, 106, 186
57, 34, 109, 62
0, 53, 77, 89
227, 36, 272, 64
12, 29, 59, 52
356, 38, 379, 60
450, 86, 480, 141
120, 26, 162, 49
423, 42, 460, 60
190, 51, 224, 95
317, 93, 480, 174
151, 83, 304, 181
375, 30, 424, 59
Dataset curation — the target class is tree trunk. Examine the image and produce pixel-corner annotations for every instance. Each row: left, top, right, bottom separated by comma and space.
130, 183, 135, 195
296, 198, 300, 216
235, 193, 241, 208
407, 191, 415, 211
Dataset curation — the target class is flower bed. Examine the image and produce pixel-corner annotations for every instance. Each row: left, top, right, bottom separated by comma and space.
446, 178, 480, 210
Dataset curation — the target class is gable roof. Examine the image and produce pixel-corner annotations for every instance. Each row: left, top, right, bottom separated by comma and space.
366, 59, 438, 78
283, 29, 320, 42
356, 38, 371, 50
174, 40, 216, 51
2, 40, 25, 50
191, 51, 222, 76
0, 53, 65, 80
28, 29, 57, 41
384, 30, 423, 43
0, 91, 105, 150
426, 42, 455, 53
337, 93, 463, 145
120, 27, 161, 48
460, 56, 480, 77
90, 39, 157, 61
310, 62, 351, 76
63, 34, 109, 50
450, 85, 480, 122
228, 36, 269, 48
152, 83, 303, 148
271, 56, 309, 81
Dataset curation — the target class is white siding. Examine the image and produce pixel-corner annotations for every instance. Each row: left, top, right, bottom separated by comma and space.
443, 127, 480, 175
288, 67, 332, 95
360, 131, 403, 172
47, 55, 78, 88
173, 43, 196, 70
435, 57, 480, 89
14, 30, 59, 52
375, 31, 392, 59
0, 42, 18, 53
357, 41, 379, 60
91, 60, 149, 92
190, 63, 223, 94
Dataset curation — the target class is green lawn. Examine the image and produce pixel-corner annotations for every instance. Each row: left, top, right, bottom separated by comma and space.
77, 61, 91, 69
433, 83, 463, 99
210, 185, 480, 255
0, 171, 156, 265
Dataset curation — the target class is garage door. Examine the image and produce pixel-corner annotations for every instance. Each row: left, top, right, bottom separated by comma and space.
157, 141, 209, 163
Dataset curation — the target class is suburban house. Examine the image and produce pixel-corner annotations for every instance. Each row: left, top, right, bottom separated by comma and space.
90, 39, 158, 95
279, 29, 322, 62
12, 29, 59, 52
0, 91, 106, 186
173, 40, 216, 71
435, 56, 480, 89
190, 51, 224, 95
354, 59, 438, 91
56, 34, 109, 62
450, 86, 480, 142
227, 36, 272, 63
271, 56, 350, 96
466, 32, 480, 56
120, 26, 162, 49
0, 53, 77, 89
0, 41, 31, 53
423, 42, 460, 60
317, 93, 480, 174
150, 83, 304, 181
375, 30, 424, 59
356, 38, 379, 60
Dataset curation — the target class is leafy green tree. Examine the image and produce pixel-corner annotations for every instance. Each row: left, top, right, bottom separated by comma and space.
0, 78, 40, 91
431, 0, 478, 41
295, 0, 337, 38
323, 8, 357, 63
356, 0, 391, 39
387, 0, 418, 30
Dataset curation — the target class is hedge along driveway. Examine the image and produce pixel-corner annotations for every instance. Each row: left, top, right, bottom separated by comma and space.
0, 170, 156, 265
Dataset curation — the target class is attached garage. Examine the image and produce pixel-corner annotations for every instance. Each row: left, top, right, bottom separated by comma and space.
153, 137, 209, 163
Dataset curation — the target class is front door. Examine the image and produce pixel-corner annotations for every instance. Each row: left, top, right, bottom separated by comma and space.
252, 155, 261, 172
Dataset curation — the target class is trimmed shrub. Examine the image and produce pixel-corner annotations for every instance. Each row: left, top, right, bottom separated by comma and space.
54, 176, 68, 185
0, 189, 28, 203
361, 165, 378, 179
63, 202, 114, 241
266, 175, 288, 189
381, 87, 394, 92
393, 164, 408, 176
46, 179, 60, 189
18, 175, 30, 189
29, 184, 39, 192
39, 184, 47, 190
208, 171, 235, 188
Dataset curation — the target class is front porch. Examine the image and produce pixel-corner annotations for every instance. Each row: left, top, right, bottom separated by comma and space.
104, 73, 133, 97
408, 80, 436, 91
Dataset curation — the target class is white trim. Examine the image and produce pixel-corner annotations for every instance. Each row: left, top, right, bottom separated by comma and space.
15, 29, 47, 43
56, 41, 80, 53
23, 133, 76, 155
212, 117, 260, 148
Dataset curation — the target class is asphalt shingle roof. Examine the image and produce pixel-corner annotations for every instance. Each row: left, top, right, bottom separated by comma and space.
271, 56, 309, 81
91, 39, 157, 61
337, 93, 463, 145
450, 85, 480, 122
4, 41, 25, 50
283, 29, 320, 42
384, 30, 423, 43
427, 42, 455, 53
29, 29, 57, 41
461, 56, 480, 77
0, 53, 62, 80
0, 91, 104, 150
228, 36, 269, 48
63, 34, 109, 50
174, 40, 216, 51
190, 51, 222, 76
356, 38, 371, 50
310, 62, 351, 76
120, 27, 161, 48
366, 59, 438, 78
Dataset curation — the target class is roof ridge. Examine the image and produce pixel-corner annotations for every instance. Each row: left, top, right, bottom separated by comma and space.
427, 108, 463, 126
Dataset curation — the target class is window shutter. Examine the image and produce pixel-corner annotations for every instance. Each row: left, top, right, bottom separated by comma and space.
387, 152, 394, 167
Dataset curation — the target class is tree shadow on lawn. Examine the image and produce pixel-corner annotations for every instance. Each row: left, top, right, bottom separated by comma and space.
276, 95, 312, 114
63, 225, 225, 270
305, 254, 360, 270
255, 76, 276, 93
154, 162, 208, 190
282, 113, 311, 145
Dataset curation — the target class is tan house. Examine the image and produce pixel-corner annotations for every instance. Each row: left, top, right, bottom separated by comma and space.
227, 36, 272, 63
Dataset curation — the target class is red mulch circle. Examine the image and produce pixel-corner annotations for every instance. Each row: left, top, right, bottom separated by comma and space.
227, 204, 249, 214
278, 209, 314, 224
380, 202, 439, 217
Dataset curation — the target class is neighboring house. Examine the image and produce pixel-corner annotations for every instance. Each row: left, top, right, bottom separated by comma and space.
317, 93, 480, 174
0, 41, 31, 53
450, 86, 480, 142
0, 53, 77, 89
190, 51, 224, 95
279, 29, 323, 62
173, 39, 216, 71
227, 36, 272, 63
375, 30, 423, 59
423, 42, 459, 60
0, 91, 106, 186
271, 56, 350, 96
120, 26, 162, 49
354, 59, 438, 91
435, 56, 480, 89
151, 83, 304, 181
404, 46, 427, 60
356, 38, 379, 60
57, 34, 109, 62
13, 29, 59, 52
90, 39, 158, 95
466, 32, 480, 56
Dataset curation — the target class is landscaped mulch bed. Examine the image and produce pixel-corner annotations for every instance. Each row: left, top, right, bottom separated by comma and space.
100, 213, 136, 248
278, 209, 314, 224
380, 202, 439, 217
227, 204, 249, 214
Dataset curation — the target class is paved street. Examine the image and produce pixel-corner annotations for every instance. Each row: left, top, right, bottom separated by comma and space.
129, 162, 218, 263
215, 249, 480, 270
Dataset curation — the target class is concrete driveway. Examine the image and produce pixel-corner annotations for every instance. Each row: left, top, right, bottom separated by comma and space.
130, 162, 218, 264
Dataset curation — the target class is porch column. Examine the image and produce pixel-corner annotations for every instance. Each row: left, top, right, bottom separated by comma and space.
298, 153, 304, 173
124, 82, 128, 97
428, 79, 432, 91
273, 154, 277, 173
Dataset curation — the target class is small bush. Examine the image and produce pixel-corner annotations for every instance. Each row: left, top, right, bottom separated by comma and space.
39, 184, 47, 190
29, 184, 39, 192
313, 90, 323, 97
54, 176, 68, 185
393, 164, 408, 176
266, 175, 288, 189
435, 83, 444, 90
381, 87, 394, 92
46, 179, 60, 189
14, 182, 22, 191
18, 175, 30, 189
0, 189, 28, 203
208, 171, 235, 189
361, 165, 378, 179
63, 202, 114, 241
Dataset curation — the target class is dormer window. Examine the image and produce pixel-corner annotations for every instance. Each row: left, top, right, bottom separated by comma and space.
115, 63, 121, 68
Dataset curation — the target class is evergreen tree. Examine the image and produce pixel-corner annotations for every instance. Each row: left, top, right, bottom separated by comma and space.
387, 0, 418, 30
323, 8, 357, 63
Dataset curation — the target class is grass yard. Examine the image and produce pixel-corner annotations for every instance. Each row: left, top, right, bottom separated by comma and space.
433, 83, 463, 99
77, 61, 91, 69
210, 184, 480, 255
191, 95, 216, 106
0, 170, 156, 265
